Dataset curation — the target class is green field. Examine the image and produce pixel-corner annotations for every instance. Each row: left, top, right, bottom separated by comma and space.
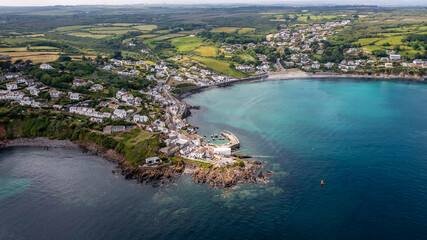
51, 24, 157, 39
362, 45, 382, 52
132, 25, 158, 31
355, 38, 382, 45
0, 46, 59, 52
211, 27, 239, 33
192, 56, 247, 78
67, 32, 111, 39
375, 36, 405, 46
150, 33, 186, 41
194, 46, 218, 57
136, 34, 157, 38
295, 14, 341, 22
170, 36, 204, 51
238, 28, 255, 34
155, 30, 170, 34
90, 30, 137, 34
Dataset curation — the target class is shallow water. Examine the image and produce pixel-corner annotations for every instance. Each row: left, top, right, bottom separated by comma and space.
1, 79, 427, 239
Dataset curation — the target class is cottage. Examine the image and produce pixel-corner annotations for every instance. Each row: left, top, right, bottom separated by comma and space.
116, 89, 127, 99
5, 73, 19, 80
52, 104, 62, 110
102, 65, 114, 71
68, 92, 81, 101
40, 64, 53, 70
6, 91, 25, 100
29, 88, 40, 96
113, 109, 127, 118
324, 62, 335, 68
133, 114, 148, 123
49, 89, 62, 98
90, 117, 104, 123
90, 84, 104, 92
195, 147, 207, 159
103, 125, 125, 134
413, 59, 424, 65
73, 78, 88, 88
389, 55, 401, 61
6, 82, 18, 90
346, 48, 357, 54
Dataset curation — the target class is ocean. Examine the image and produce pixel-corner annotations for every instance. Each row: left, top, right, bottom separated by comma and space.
1, 79, 426, 239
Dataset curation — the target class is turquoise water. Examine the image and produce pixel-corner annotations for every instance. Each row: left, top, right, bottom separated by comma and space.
1, 79, 427, 239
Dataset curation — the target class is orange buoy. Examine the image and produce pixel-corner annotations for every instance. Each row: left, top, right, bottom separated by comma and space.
321, 180, 324, 185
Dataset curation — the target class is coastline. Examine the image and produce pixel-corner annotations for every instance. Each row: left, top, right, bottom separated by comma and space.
0, 137, 269, 188
1, 137, 79, 149
178, 70, 425, 100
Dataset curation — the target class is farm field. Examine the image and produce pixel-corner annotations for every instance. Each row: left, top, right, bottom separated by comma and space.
67, 32, 111, 39
210, 27, 239, 33
194, 46, 218, 57
170, 36, 204, 52
136, 34, 157, 38
238, 28, 255, 34
51, 24, 158, 39
150, 33, 187, 41
374, 36, 405, 46
132, 25, 157, 31
0, 51, 61, 63
355, 38, 382, 45
192, 56, 247, 78
0, 46, 59, 52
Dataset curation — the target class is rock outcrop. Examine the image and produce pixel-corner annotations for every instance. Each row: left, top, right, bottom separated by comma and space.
192, 161, 269, 188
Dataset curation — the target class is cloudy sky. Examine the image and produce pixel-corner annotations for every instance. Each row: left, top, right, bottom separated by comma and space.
1, 0, 426, 6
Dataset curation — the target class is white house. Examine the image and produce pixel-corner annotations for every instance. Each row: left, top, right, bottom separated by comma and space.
72, 78, 88, 88
49, 89, 62, 98
6, 91, 25, 100
5, 73, 19, 80
113, 109, 127, 118
116, 89, 127, 99
324, 62, 335, 68
68, 92, 81, 101
40, 64, 53, 70
213, 147, 232, 156
90, 84, 104, 92
133, 114, 148, 123
6, 82, 18, 90
389, 55, 401, 61
29, 88, 40, 96
413, 59, 424, 65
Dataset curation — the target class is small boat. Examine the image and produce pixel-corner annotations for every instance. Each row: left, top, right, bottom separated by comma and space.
321, 180, 324, 185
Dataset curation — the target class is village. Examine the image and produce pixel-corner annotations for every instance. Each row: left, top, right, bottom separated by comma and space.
0, 18, 426, 170
0, 60, 245, 169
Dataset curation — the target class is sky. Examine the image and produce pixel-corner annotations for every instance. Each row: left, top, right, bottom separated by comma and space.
0, 0, 426, 6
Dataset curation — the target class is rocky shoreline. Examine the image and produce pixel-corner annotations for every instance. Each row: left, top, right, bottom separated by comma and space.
0, 137, 269, 189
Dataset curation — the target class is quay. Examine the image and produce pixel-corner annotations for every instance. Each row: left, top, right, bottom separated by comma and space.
219, 131, 240, 150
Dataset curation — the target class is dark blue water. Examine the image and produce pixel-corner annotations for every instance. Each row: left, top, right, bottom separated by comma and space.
1, 79, 427, 239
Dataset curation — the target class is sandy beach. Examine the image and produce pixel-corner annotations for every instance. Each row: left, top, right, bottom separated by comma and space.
267, 69, 425, 81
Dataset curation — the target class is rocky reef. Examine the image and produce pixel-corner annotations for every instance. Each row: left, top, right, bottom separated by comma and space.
192, 161, 271, 188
